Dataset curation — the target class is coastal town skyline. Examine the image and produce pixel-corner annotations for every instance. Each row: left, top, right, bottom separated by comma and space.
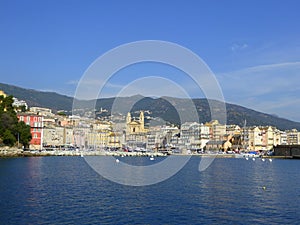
1, 89, 300, 154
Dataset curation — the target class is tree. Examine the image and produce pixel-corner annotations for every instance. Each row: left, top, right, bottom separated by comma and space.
20, 105, 27, 112
0, 95, 32, 147
0, 112, 18, 136
2, 130, 16, 146
57, 111, 66, 116
14, 121, 32, 148
1, 95, 15, 114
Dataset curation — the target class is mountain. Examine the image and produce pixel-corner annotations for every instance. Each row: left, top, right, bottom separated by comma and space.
1, 82, 300, 131
0, 83, 73, 111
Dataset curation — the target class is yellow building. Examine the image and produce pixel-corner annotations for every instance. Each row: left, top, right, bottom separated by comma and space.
126, 111, 148, 145
0, 90, 8, 112
205, 120, 226, 141
87, 129, 122, 148
0, 90, 7, 98
126, 111, 146, 134
248, 126, 262, 151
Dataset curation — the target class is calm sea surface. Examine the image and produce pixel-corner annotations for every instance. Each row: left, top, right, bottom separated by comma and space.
0, 156, 299, 224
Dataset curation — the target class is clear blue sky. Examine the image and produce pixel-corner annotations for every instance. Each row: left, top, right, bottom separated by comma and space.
1, 0, 300, 121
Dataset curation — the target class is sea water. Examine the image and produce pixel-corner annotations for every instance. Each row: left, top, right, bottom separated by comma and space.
0, 156, 299, 224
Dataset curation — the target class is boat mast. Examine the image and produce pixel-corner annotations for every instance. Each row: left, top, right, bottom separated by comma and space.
242, 119, 247, 151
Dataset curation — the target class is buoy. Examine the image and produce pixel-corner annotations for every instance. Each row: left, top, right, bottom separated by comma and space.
269, 158, 272, 162
150, 156, 155, 161
245, 157, 249, 160
262, 186, 266, 190
116, 159, 120, 163
262, 158, 265, 162
252, 158, 255, 161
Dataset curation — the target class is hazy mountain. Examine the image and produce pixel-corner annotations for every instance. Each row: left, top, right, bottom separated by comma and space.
1, 82, 300, 131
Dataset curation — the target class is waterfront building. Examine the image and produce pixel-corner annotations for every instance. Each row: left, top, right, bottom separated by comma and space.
280, 131, 287, 145
247, 126, 262, 151
146, 129, 160, 150
180, 122, 210, 151
162, 125, 180, 148
226, 125, 242, 150
18, 113, 44, 150
147, 125, 180, 150
245, 126, 287, 151
205, 140, 224, 151
43, 126, 64, 147
226, 125, 241, 136
273, 128, 282, 146
43, 126, 74, 147
260, 126, 275, 150
87, 128, 123, 149
285, 129, 300, 145
205, 120, 226, 141
73, 127, 90, 149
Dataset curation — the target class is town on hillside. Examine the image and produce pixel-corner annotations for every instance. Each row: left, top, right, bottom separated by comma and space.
1, 90, 300, 156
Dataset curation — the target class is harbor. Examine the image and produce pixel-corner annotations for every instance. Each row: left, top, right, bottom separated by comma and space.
0, 147, 289, 159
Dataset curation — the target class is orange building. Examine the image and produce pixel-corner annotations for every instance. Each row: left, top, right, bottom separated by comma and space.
18, 113, 44, 150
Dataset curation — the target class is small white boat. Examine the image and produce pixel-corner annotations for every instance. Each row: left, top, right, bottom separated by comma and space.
116, 159, 120, 163
235, 152, 260, 159
150, 156, 155, 161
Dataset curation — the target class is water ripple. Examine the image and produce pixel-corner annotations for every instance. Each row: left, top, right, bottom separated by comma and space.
0, 157, 299, 224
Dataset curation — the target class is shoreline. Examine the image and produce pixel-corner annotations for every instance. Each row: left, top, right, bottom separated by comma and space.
0, 148, 293, 159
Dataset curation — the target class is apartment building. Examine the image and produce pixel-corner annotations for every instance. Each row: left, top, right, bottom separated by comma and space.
18, 113, 44, 150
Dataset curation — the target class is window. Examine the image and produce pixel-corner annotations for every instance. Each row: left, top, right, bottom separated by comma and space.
20, 116, 24, 121
33, 134, 38, 138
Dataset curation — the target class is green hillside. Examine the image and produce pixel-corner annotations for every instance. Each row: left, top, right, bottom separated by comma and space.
0, 83, 73, 112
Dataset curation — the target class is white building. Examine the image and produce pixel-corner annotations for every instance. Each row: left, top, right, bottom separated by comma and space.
12, 97, 28, 110
180, 122, 210, 151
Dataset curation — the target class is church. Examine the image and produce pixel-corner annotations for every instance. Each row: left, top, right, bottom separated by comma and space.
126, 111, 146, 134
126, 111, 148, 147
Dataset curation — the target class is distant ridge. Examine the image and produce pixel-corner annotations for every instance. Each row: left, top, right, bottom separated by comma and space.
1, 82, 300, 131
0, 83, 73, 111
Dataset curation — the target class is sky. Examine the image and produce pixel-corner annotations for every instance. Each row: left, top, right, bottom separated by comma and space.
0, 0, 300, 121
